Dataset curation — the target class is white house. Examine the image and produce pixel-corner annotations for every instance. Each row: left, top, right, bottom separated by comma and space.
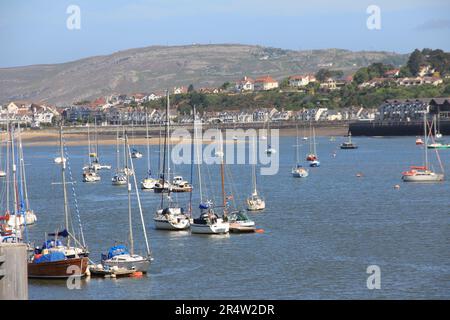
235, 76, 254, 92
254, 75, 279, 91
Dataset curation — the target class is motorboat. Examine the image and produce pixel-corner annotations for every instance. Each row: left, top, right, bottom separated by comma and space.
228, 210, 256, 233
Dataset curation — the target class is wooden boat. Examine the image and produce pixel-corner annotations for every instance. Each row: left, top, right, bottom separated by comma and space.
28, 257, 88, 279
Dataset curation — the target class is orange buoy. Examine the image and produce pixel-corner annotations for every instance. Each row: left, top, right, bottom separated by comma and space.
131, 271, 143, 277
255, 229, 265, 234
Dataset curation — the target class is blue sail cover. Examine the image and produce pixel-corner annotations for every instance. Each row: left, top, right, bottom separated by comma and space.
34, 251, 66, 264
199, 203, 209, 210
107, 245, 129, 259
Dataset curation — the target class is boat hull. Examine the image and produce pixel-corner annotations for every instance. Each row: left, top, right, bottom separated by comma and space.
402, 173, 444, 182
28, 257, 88, 279
190, 222, 229, 234
103, 258, 150, 273
154, 217, 190, 230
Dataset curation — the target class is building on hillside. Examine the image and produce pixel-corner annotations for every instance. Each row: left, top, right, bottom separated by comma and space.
384, 69, 400, 78
235, 76, 255, 92
288, 74, 316, 87
173, 86, 188, 95
254, 75, 279, 91
319, 78, 337, 90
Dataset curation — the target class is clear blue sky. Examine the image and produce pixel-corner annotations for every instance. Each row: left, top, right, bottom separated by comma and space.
1, 0, 449, 67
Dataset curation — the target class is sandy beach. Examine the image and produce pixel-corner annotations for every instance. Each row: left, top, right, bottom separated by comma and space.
0, 125, 349, 147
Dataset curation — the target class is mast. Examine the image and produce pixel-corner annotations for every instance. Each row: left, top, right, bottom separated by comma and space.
252, 136, 257, 196
95, 119, 99, 162
195, 109, 203, 204
127, 137, 151, 257
18, 123, 29, 211
160, 90, 169, 208
313, 127, 317, 156
11, 123, 18, 216
115, 127, 120, 173
145, 109, 151, 177
219, 130, 226, 218
87, 122, 91, 166
60, 126, 70, 247
5, 112, 10, 214
296, 123, 299, 164
189, 105, 196, 215
124, 132, 134, 255
424, 111, 428, 168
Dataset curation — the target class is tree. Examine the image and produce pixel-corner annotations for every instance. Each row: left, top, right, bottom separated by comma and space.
407, 49, 425, 76
188, 84, 195, 92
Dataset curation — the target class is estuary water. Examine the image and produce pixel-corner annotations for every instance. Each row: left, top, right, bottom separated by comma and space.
17, 135, 450, 299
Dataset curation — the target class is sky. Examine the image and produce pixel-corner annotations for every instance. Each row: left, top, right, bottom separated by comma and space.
1, 0, 449, 68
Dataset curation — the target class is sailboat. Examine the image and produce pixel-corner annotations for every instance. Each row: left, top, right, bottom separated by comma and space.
87, 120, 111, 170
130, 122, 143, 159
190, 126, 229, 234
102, 133, 152, 272
81, 123, 101, 183
340, 131, 358, 149
402, 112, 444, 182
265, 118, 276, 154
141, 113, 158, 190
7, 123, 37, 227
112, 127, 127, 186
153, 91, 190, 231
28, 126, 89, 279
292, 124, 309, 178
427, 114, 450, 148
307, 127, 320, 167
246, 137, 265, 211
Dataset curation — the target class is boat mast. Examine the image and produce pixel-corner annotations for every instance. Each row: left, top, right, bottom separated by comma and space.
127, 136, 151, 257
424, 111, 428, 169
10, 122, 18, 216
219, 130, 227, 218
95, 119, 99, 162
313, 127, 317, 156
18, 123, 30, 211
295, 123, 300, 164
5, 112, 10, 214
87, 122, 91, 166
124, 132, 134, 255
115, 127, 120, 173
145, 110, 151, 177
160, 90, 169, 208
195, 108, 203, 204
59, 126, 70, 247
252, 136, 257, 196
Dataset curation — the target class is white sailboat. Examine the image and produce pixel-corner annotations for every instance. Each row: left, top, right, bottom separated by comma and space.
265, 118, 276, 154
86, 120, 111, 171
82, 124, 101, 183
292, 124, 309, 178
8, 123, 37, 227
102, 133, 152, 272
308, 127, 320, 167
153, 91, 190, 230
112, 127, 127, 186
141, 113, 158, 190
191, 126, 229, 234
246, 137, 265, 211
402, 112, 444, 182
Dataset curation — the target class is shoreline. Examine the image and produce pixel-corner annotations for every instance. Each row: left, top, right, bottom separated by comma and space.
1, 125, 349, 147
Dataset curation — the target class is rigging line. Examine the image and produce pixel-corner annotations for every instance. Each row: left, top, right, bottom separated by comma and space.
63, 141, 86, 248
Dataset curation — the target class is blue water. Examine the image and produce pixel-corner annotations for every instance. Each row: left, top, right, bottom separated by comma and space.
15, 136, 450, 299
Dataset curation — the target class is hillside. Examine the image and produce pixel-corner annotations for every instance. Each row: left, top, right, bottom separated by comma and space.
0, 44, 408, 105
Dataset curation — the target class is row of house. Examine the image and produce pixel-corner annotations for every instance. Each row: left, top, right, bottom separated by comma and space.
359, 76, 443, 88
0, 102, 59, 127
